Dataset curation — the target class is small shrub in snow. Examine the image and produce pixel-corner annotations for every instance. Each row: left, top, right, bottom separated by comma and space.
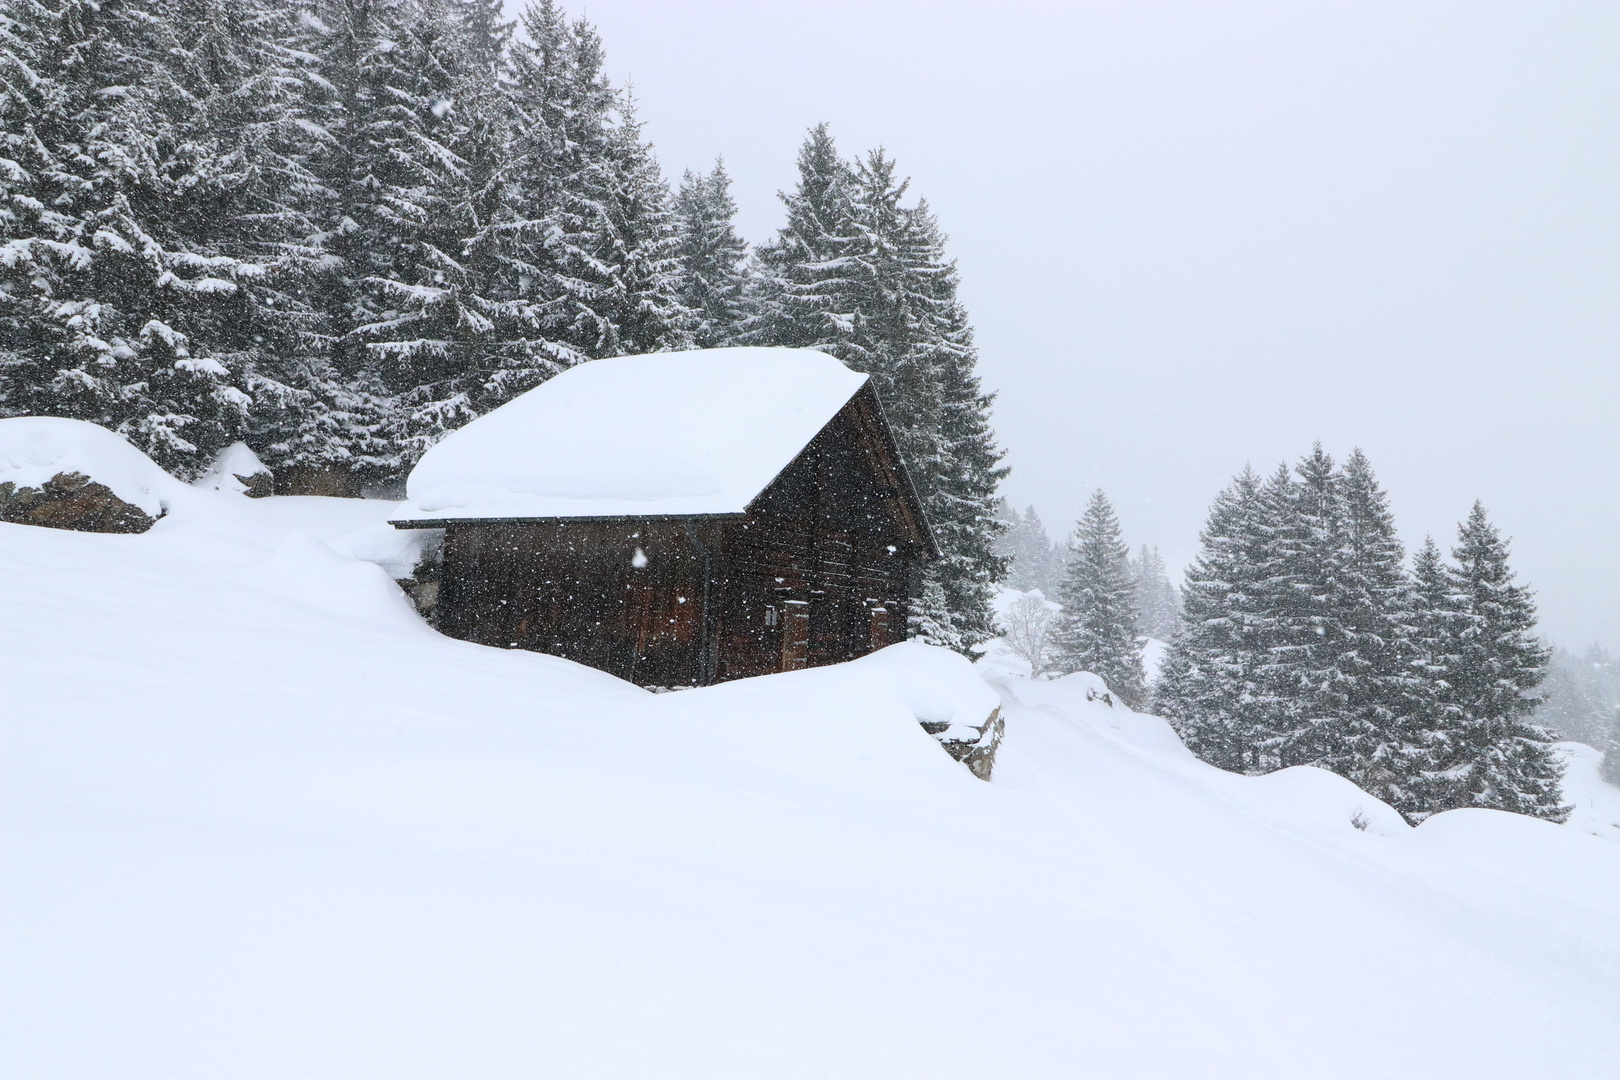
1000, 593, 1056, 677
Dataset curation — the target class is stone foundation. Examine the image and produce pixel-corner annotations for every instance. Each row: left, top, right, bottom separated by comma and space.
921, 706, 1005, 781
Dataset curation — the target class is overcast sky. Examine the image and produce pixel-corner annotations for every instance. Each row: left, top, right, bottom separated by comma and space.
546, 0, 1620, 647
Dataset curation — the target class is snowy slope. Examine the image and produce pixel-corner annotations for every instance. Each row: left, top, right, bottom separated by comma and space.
4, 496, 1620, 1080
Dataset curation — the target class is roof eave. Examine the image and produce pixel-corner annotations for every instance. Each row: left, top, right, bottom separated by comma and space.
389, 512, 750, 530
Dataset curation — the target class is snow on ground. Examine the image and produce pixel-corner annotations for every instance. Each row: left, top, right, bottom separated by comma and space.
192, 441, 272, 495
0, 416, 192, 515
4, 492, 1620, 1079
1561, 742, 1620, 845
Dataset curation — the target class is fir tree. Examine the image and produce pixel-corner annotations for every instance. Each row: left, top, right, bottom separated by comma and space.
1534, 643, 1619, 748
1130, 544, 1182, 640
1154, 466, 1277, 771
1333, 449, 1423, 811
1404, 535, 1461, 819
1051, 490, 1146, 707
1260, 446, 1352, 770
0, 0, 321, 476
918, 252, 1007, 650
996, 501, 1061, 594
749, 123, 861, 353
1602, 705, 1620, 786
673, 158, 752, 348
757, 129, 1005, 653
1424, 503, 1567, 821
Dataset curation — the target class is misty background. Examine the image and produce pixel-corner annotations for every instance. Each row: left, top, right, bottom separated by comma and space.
542, 0, 1618, 647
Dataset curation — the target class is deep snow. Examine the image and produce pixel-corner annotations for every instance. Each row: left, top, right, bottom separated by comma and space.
3, 486, 1619, 1079
396, 347, 867, 522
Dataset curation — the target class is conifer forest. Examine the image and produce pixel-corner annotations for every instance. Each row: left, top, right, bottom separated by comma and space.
0, 0, 1609, 821
0, 0, 1005, 650
4, 2, 1617, 1075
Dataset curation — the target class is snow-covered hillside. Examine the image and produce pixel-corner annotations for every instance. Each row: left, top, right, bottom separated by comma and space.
4, 492, 1620, 1079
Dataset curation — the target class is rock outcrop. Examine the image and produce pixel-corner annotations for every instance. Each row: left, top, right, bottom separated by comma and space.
194, 442, 273, 498
0, 471, 156, 533
921, 706, 1005, 781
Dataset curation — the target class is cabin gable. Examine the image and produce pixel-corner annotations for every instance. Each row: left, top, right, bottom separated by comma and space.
398, 350, 937, 688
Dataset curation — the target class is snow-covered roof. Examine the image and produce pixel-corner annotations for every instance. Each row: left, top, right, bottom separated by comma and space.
394, 348, 870, 524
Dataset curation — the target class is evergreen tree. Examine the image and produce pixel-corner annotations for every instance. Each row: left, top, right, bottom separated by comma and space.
1260, 446, 1352, 769
1423, 503, 1567, 821
1333, 449, 1424, 811
1051, 490, 1146, 707
756, 128, 1005, 653
918, 249, 1008, 650
284, 0, 691, 480
1534, 643, 1619, 747
1603, 705, 1620, 787
0, 0, 321, 476
1154, 466, 1277, 771
996, 501, 1061, 594
673, 158, 752, 347
1130, 544, 1182, 640
1404, 535, 1461, 820
749, 123, 861, 353
297, 0, 519, 474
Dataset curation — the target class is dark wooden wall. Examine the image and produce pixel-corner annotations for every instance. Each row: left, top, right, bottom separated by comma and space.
431, 388, 930, 686
711, 393, 923, 681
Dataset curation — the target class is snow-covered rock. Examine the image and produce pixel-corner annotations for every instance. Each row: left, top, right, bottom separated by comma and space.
0, 416, 189, 519
194, 441, 273, 498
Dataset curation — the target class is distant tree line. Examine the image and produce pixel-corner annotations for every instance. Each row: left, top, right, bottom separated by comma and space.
0, 0, 1005, 650
1154, 447, 1566, 823
1537, 644, 1620, 784
994, 494, 1179, 706
997, 449, 1571, 823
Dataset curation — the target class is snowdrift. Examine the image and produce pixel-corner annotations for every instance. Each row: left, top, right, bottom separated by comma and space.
3, 490, 1619, 1080
0, 415, 192, 520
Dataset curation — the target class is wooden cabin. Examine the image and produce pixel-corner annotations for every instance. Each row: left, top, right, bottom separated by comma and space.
390, 347, 936, 687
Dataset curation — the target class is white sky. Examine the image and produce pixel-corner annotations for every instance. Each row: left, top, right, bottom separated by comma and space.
540, 0, 1620, 647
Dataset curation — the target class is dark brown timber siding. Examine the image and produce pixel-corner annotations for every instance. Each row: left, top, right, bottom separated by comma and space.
427, 385, 930, 687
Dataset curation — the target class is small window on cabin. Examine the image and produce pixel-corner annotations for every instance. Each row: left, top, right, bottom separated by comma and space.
764, 606, 779, 628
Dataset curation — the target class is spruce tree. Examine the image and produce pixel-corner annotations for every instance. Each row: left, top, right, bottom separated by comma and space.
1130, 544, 1182, 640
281, 0, 692, 481
673, 159, 753, 348
1051, 490, 1146, 708
750, 123, 861, 353
918, 253, 1008, 650
1602, 705, 1620, 786
1404, 535, 1462, 820
1334, 449, 1423, 811
756, 129, 1005, 653
1534, 643, 1619, 747
1260, 446, 1353, 769
1154, 466, 1276, 771
996, 502, 1061, 595
0, 0, 322, 476
1424, 503, 1567, 821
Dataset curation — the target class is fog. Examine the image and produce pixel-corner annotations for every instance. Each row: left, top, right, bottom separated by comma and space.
546, 0, 1620, 647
